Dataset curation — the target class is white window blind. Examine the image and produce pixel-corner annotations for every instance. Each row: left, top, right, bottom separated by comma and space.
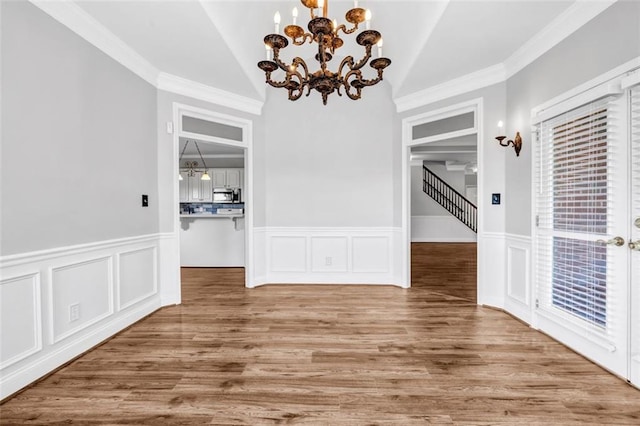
535, 96, 620, 329
631, 85, 640, 356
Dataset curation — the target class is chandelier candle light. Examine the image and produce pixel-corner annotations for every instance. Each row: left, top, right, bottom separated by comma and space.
257, 0, 391, 105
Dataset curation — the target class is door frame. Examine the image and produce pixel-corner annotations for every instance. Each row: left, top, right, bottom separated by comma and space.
172, 103, 255, 289
400, 98, 484, 297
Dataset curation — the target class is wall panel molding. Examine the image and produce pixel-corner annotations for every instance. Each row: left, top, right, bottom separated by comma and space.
254, 227, 402, 286
49, 257, 114, 344
117, 247, 158, 311
504, 234, 532, 324
0, 273, 42, 370
0, 233, 168, 400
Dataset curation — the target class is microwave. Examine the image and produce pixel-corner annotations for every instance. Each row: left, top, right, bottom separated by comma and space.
213, 188, 241, 203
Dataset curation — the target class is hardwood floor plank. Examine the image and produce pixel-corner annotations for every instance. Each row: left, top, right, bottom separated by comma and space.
1, 243, 639, 424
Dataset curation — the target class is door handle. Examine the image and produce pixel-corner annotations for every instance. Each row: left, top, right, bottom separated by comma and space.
596, 236, 625, 246
629, 240, 640, 251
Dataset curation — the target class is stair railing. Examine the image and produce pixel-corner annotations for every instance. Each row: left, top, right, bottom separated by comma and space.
422, 165, 477, 233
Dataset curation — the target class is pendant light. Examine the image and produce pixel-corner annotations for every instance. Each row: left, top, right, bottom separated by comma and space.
178, 140, 211, 180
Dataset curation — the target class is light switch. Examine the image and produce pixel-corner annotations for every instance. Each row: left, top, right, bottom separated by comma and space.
142, 194, 149, 207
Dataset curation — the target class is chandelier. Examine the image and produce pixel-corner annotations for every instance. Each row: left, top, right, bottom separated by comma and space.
257, 0, 391, 105
178, 140, 210, 181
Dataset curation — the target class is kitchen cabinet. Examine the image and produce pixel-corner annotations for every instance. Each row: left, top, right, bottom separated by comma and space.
212, 168, 243, 189
211, 169, 227, 188
180, 170, 212, 202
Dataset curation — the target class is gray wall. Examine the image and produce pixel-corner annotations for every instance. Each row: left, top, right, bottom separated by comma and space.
1, 1, 159, 255
505, 0, 640, 236
262, 81, 397, 227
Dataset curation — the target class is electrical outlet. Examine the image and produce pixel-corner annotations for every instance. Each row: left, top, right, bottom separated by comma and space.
325, 256, 332, 266
69, 303, 80, 322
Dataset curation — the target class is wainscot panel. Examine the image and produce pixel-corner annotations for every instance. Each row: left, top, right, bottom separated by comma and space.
254, 228, 403, 286
0, 273, 42, 370
0, 234, 166, 400
118, 247, 158, 310
477, 232, 506, 307
50, 257, 113, 344
505, 234, 532, 324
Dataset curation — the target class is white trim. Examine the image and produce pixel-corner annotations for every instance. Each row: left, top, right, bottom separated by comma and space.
116, 246, 159, 311
0, 273, 43, 370
28, 0, 159, 87
411, 238, 477, 243
0, 234, 166, 399
158, 73, 262, 116
411, 128, 477, 147
48, 257, 115, 344
531, 56, 640, 120
395, 65, 505, 113
504, 0, 618, 79
504, 234, 532, 324
0, 234, 163, 268
253, 227, 403, 287
621, 69, 640, 89
0, 298, 160, 401
172, 103, 255, 288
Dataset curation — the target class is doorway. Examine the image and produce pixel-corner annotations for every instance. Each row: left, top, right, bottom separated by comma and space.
401, 99, 482, 300
172, 103, 254, 291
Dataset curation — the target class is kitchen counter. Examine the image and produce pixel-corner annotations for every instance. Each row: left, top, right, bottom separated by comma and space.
179, 214, 245, 267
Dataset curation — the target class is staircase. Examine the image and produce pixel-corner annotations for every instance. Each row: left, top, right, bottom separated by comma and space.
422, 165, 477, 233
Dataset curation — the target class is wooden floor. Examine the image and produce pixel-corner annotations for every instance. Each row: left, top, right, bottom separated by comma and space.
2, 243, 639, 424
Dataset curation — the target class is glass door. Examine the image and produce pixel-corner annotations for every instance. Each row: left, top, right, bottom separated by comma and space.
534, 94, 629, 378
629, 86, 640, 387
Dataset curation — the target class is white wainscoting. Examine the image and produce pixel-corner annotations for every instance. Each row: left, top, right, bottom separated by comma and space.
504, 234, 533, 324
0, 234, 169, 400
253, 227, 403, 286
411, 215, 477, 242
477, 232, 506, 308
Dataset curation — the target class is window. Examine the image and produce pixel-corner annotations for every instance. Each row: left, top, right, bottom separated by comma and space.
536, 96, 618, 328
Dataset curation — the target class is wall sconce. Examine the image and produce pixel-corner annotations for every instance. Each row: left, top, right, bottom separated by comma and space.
496, 121, 522, 157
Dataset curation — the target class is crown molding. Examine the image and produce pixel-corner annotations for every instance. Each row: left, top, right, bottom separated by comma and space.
394, 0, 618, 113
157, 73, 263, 116
504, 0, 618, 79
29, 0, 160, 87
28, 1, 264, 116
394, 64, 506, 113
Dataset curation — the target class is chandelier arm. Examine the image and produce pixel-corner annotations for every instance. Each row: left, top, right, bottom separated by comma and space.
337, 55, 355, 78
342, 70, 364, 100
263, 71, 293, 89
292, 57, 310, 79
290, 32, 314, 46
350, 45, 373, 71
335, 23, 358, 36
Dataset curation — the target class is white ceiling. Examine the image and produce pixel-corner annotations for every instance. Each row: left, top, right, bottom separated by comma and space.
71, 0, 582, 103
64, 0, 611, 164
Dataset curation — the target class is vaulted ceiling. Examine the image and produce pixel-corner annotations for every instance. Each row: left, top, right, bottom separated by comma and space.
65, 0, 606, 108
51, 0, 614, 164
